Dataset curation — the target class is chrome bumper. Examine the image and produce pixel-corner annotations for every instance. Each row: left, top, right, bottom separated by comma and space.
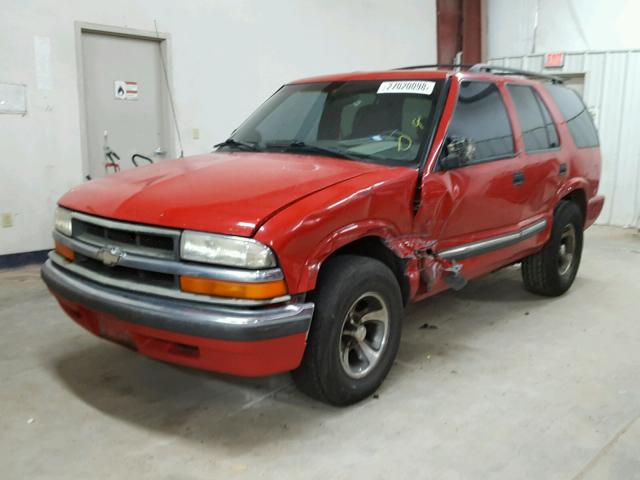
41, 259, 314, 341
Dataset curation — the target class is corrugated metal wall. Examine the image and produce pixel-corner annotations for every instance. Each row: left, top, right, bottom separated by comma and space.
488, 51, 640, 227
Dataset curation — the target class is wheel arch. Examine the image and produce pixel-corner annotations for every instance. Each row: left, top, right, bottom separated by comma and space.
559, 188, 587, 227
322, 236, 410, 306
296, 222, 410, 306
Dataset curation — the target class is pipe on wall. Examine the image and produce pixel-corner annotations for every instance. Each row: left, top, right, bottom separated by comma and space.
437, 0, 484, 64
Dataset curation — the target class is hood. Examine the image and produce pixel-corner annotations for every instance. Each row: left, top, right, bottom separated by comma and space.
59, 152, 390, 236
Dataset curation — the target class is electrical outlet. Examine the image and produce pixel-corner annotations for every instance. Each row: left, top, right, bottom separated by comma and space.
192, 128, 200, 140
1, 213, 12, 228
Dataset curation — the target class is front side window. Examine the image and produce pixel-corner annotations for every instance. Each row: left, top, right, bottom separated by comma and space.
545, 84, 599, 148
228, 80, 443, 166
507, 84, 559, 152
444, 81, 514, 164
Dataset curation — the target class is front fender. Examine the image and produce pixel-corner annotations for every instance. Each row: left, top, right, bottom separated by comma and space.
295, 219, 402, 293
254, 167, 418, 294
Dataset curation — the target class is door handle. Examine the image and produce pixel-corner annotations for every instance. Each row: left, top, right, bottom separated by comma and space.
559, 163, 568, 176
512, 171, 525, 186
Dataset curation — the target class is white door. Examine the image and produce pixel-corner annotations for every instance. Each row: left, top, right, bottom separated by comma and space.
81, 31, 172, 179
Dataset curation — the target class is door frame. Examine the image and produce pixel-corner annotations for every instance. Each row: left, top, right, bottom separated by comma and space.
74, 22, 176, 179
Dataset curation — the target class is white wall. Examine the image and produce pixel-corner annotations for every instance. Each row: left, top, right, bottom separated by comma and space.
487, 0, 640, 58
487, 0, 640, 227
0, 0, 437, 256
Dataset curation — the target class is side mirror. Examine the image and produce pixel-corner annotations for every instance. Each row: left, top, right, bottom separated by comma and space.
440, 137, 475, 170
440, 153, 462, 170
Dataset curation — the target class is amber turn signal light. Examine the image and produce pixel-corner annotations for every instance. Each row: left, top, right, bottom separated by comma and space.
179, 276, 287, 300
55, 241, 75, 262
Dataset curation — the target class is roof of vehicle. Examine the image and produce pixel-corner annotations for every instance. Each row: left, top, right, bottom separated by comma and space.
291, 64, 564, 86
291, 69, 450, 84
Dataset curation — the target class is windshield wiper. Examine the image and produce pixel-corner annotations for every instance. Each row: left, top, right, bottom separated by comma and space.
265, 141, 362, 161
214, 138, 259, 151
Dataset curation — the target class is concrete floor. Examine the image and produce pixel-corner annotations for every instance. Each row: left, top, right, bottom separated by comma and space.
1, 225, 639, 479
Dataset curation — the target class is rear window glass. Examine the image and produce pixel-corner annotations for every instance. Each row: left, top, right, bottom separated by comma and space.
446, 81, 514, 163
545, 84, 599, 148
507, 84, 559, 152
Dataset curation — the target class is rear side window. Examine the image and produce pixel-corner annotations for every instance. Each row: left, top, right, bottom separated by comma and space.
446, 81, 514, 163
545, 84, 599, 148
507, 84, 559, 152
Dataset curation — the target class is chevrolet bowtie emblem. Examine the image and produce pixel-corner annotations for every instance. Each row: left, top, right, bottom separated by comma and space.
96, 246, 125, 267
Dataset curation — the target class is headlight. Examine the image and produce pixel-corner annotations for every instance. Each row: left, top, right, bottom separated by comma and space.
180, 231, 277, 268
54, 207, 73, 236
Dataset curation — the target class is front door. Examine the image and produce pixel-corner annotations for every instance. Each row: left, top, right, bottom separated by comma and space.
80, 31, 171, 179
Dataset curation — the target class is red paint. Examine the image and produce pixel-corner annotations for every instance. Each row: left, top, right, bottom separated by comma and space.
586, 195, 605, 228
255, 167, 419, 293
56, 295, 307, 377
59, 152, 385, 237
292, 71, 449, 85
53, 68, 603, 376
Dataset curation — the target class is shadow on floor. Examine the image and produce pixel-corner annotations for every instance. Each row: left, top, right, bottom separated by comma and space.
50, 341, 335, 450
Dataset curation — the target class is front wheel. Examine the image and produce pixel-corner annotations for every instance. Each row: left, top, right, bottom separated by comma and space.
521, 201, 584, 296
292, 255, 403, 406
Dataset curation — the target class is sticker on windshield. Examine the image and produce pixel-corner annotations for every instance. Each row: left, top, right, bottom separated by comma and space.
377, 80, 435, 96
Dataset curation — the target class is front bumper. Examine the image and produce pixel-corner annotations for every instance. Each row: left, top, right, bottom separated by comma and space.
41, 259, 314, 376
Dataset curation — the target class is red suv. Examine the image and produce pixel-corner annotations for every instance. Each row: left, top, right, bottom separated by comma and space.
42, 64, 603, 405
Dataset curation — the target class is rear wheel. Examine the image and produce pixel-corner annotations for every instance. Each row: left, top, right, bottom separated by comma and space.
521, 201, 583, 296
292, 255, 403, 406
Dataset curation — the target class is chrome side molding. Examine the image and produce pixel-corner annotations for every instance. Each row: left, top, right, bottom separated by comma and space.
438, 219, 548, 260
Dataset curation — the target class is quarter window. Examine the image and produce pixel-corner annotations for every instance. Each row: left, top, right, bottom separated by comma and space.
507, 84, 559, 152
445, 81, 514, 163
545, 84, 599, 148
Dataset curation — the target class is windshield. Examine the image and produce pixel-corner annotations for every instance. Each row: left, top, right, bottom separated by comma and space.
226, 79, 443, 166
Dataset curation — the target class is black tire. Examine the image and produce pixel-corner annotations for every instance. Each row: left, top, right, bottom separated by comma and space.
521, 201, 584, 296
292, 255, 403, 406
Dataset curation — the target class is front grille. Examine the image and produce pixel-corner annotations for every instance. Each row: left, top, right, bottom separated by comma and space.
73, 217, 177, 259
66, 213, 181, 294
53, 210, 289, 306
75, 255, 177, 288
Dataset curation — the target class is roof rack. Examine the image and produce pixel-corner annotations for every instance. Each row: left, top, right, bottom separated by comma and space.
394, 63, 564, 84
470, 64, 564, 84
394, 64, 476, 71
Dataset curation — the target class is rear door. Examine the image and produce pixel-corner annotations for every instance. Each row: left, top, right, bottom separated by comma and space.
505, 83, 564, 222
